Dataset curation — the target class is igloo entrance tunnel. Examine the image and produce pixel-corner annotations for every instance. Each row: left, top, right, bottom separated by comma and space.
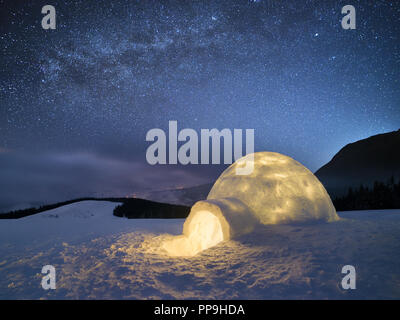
163, 152, 339, 257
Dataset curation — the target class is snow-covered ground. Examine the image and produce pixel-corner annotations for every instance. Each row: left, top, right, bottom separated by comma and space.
0, 200, 400, 299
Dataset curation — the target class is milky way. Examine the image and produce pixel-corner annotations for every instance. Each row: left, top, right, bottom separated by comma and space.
0, 0, 399, 210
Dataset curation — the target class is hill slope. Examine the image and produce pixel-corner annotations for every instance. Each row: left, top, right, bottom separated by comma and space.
315, 129, 400, 197
0, 197, 190, 219
138, 183, 213, 206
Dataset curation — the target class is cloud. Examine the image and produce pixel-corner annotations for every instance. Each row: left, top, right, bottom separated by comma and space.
0, 147, 11, 153
0, 151, 216, 213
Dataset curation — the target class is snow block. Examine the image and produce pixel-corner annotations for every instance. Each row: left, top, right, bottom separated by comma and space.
183, 198, 258, 240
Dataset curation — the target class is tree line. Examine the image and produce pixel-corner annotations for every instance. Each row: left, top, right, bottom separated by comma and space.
0, 197, 190, 219
333, 176, 400, 211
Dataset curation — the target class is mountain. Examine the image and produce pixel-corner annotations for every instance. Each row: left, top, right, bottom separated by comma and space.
315, 129, 400, 197
138, 183, 213, 206
0, 197, 190, 219
140, 130, 400, 206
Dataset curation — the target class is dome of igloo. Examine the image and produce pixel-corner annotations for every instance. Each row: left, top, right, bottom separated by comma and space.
162, 152, 338, 257
207, 152, 338, 225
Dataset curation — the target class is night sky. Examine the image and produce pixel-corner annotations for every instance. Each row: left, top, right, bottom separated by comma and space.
0, 0, 399, 211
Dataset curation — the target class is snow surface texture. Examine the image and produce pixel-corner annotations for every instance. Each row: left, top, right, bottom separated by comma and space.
1, 200, 400, 299
208, 152, 338, 225
163, 152, 338, 256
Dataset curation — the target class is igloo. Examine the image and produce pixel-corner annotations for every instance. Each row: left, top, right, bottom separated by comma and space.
163, 152, 339, 256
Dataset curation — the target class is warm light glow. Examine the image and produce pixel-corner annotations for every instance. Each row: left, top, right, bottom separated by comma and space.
208, 152, 339, 224
161, 151, 338, 258
163, 210, 224, 257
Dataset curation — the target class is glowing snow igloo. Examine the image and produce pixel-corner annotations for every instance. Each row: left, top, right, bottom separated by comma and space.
163, 152, 338, 257
208, 152, 339, 225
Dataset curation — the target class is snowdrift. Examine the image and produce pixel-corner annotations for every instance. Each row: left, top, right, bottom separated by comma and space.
163, 152, 338, 256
